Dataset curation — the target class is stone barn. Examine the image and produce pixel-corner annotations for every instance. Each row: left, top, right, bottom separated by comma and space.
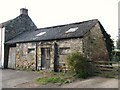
0, 8, 112, 71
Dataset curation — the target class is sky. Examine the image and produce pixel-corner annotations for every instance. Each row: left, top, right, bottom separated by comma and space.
0, 0, 119, 42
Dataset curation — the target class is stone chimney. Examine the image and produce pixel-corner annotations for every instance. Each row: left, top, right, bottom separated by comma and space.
20, 8, 28, 15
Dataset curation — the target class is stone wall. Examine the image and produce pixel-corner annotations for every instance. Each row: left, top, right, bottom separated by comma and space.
16, 43, 36, 70
36, 39, 83, 70
83, 23, 109, 61
37, 38, 83, 70
16, 38, 83, 70
57, 39, 83, 66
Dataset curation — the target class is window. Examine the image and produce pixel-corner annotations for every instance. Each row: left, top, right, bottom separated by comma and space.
36, 32, 46, 36
59, 47, 70, 55
65, 27, 78, 33
28, 48, 35, 53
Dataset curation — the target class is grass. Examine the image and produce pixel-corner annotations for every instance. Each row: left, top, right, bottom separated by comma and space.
36, 71, 76, 85
36, 62, 119, 85
37, 77, 67, 85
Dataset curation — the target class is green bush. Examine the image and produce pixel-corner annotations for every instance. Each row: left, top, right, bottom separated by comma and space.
67, 52, 94, 78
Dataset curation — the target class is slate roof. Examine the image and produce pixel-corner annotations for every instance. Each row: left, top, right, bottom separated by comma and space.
6, 19, 99, 44
0, 14, 37, 41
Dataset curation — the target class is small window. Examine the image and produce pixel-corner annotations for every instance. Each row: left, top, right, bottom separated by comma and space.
59, 47, 70, 55
28, 48, 35, 53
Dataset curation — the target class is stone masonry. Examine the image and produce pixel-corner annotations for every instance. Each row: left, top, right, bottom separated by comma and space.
83, 23, 109, 61
16, 43, 36, 70
15, 38, 83, 70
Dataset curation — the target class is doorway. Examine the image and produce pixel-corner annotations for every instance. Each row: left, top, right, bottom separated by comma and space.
41, 48, 51, 69
8, 47, 16, 69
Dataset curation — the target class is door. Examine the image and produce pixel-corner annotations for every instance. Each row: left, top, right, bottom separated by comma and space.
41, 48, 51, 69
8, 47, 16, 69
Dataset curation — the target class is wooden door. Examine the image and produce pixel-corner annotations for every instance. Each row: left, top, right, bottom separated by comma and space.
41, 48, 50, 69
8, 47, 16, 69
41, 48, 45, 68
45, 48, 50, 69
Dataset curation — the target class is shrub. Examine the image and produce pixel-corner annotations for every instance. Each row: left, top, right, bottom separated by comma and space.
67, 52, 94, 78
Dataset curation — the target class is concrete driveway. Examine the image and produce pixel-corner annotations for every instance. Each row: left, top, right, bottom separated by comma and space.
1, 69, 41, 88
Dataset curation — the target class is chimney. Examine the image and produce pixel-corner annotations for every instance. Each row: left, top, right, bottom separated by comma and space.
20, 8, 28, 15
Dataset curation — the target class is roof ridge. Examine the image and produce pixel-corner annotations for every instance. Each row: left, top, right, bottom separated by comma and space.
36, 19, 98, 30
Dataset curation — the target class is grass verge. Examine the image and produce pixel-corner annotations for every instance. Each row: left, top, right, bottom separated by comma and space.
36, 71, 76, 85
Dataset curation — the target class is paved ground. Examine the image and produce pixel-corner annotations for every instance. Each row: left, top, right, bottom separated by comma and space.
2, 69, 41, 88
16, 77, 119, 88
62, 77, 119, 88
1, 69, 119, 88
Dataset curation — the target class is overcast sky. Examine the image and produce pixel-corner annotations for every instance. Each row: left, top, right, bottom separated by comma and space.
0, 0, 119, 41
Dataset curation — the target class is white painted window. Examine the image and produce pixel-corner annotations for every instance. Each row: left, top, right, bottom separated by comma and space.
65, 27, 78, 33
36, 32, 46, 36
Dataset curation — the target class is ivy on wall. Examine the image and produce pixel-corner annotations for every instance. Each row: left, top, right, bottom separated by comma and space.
99, 22, 114, 61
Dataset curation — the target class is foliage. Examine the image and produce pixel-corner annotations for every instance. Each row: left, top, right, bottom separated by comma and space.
67, 52, 94, 79
99, 24, 114, 60
103, 34, 114, 60
117, 39, 120, 49
112, 50, 120, 61
36, 71, 75, 85
37, 77, 66, 85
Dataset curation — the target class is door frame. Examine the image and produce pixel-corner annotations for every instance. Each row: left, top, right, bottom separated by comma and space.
41, 47, 51, 70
